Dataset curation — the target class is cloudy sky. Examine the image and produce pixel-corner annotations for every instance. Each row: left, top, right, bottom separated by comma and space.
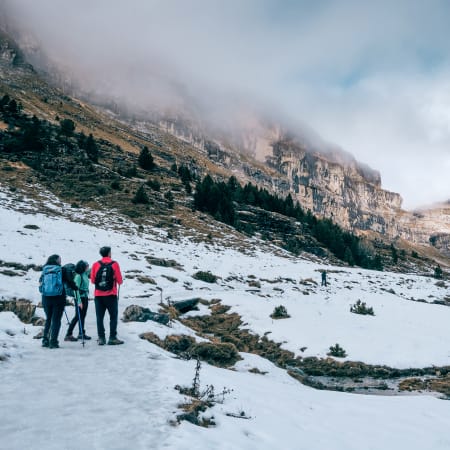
3, 0, 450, 209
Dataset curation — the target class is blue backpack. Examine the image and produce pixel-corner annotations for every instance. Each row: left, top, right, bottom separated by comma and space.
39, 265, 63, 296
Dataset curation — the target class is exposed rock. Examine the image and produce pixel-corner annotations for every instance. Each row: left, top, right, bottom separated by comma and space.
145, 256, 183, 270
170, 298, 200, 314
123, 305, 169, 325
161, 274, 178, 283
136, 276, 157, 285
0, 298, 36, 323
399, 202, 450, 256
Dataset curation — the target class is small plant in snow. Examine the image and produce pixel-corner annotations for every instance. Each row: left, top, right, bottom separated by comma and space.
270, 305, 290, 319
350, 300, 375, 316
192, 270, 218, 283
327, 343, 347, 358
174, 358, 233, 427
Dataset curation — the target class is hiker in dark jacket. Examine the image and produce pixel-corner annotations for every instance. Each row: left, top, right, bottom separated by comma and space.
41, 254, 78, 349
90, 246, 123, 346
321, 270, 327, 287
65, 260, 92, 342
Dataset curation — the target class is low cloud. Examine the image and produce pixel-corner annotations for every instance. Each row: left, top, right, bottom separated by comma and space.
2, 0, 450, 208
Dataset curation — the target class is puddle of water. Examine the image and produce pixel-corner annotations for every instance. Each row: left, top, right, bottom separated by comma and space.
303, 375, 444, 398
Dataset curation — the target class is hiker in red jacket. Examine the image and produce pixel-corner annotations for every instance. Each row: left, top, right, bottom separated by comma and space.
90, 246, 124, 345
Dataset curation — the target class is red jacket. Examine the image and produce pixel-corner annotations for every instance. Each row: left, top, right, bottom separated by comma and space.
90, 257, 123, 297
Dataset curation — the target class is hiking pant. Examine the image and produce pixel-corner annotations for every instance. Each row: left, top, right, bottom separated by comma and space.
67, 296, 89, 336
95, 295, 118, 339
43, 295, 65, 344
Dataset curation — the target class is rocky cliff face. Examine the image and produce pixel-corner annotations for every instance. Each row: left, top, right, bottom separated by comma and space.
397, 202, 450, 256
154, 113, 450, 256
265, 137, 403, 233
155, 115, 404, 235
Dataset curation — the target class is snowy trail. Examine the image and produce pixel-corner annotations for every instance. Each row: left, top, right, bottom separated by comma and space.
1, 309, 176, 450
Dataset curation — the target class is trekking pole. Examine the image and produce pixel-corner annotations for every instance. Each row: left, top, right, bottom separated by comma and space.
76, 301, 85, 348
64, 308, 70, 325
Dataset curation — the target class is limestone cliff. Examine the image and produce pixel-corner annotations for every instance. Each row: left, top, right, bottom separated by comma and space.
153, 113, 450, 257
155, 115, 404, 235
397, 202, 450, 257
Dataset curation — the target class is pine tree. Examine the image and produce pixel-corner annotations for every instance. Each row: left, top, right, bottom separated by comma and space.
85, 133, 99, 162
138, 146, 155, 171
390, 244, 398, 264
59, 118, 75, 136
132, 185, 150, 204
344, 247, 355, 266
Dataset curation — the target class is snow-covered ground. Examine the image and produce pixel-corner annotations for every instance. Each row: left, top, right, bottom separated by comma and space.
1, 187, 450, 450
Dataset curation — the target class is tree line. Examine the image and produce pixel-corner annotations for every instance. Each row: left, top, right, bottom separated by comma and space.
193, 174, 383, 270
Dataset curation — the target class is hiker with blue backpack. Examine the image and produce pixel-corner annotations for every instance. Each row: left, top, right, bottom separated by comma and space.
65, 260, 92, 342
40, 254, 79, 349
90, 246, 124, 345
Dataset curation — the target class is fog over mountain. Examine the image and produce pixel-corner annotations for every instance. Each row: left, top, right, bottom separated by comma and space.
2, 0, 450, 208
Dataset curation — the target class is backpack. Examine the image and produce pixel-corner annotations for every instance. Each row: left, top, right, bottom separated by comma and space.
39, 265, 63, 296
94, 261, 115, 291
63, 263, 76, 297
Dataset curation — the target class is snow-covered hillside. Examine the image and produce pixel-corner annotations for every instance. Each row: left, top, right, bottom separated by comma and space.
1, 186, 450, 450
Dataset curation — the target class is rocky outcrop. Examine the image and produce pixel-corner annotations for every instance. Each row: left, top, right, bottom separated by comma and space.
0, 298, 36, 323
265, 138, 403, 234
156, 111, 450, 256
156, 113, 450, 255
398, 202, 450, 256
122, 305, 169, 325
168, 122, 404, 236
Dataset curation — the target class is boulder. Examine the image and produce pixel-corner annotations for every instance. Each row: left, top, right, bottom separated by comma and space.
170, 298, 200, 314
123, 305, 169, 325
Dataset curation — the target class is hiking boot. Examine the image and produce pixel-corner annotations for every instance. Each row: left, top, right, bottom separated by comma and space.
78, 334, 92, 340
98, 337, 106, 346
107, 337, 124, 345
49, 341, 59, 349
64, 335, 77, 342
42, 338, 49, 348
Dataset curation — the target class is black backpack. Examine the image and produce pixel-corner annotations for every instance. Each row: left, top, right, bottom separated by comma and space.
63, 263, 76, 297
95, 261, 115, 291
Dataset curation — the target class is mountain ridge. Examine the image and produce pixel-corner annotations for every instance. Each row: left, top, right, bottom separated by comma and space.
0, 28, 449, 265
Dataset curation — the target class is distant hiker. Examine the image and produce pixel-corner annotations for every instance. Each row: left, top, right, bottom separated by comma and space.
321, 270, 327, 287
65, 260, 91, 342
39, 254, 78, 349
90, 246, 124, 345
